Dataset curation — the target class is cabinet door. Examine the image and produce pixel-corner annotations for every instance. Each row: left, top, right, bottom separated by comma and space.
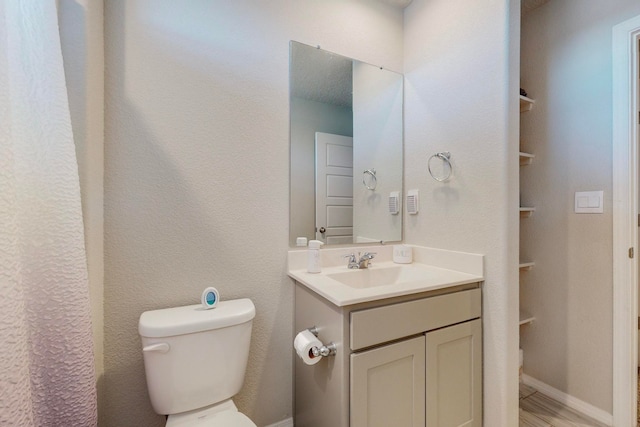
426, 319, 482, 427
351, 336, 426, 427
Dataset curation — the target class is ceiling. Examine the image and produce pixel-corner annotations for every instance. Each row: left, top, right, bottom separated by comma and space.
379, 0, 413, 8
378, 0, 551, 14
522, 0, 551, 13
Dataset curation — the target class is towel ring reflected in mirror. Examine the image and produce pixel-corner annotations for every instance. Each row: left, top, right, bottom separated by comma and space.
428, 152, 452, 182
363, 168, 377, 190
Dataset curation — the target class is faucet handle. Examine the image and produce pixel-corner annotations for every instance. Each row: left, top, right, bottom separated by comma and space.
343, 253, 359, 269
361, 252, 377, 259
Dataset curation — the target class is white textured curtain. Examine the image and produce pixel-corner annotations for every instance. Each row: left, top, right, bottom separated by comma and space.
0, 1, 98, 426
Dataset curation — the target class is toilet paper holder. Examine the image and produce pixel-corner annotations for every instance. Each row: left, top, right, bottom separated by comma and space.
307, 326, 337, 357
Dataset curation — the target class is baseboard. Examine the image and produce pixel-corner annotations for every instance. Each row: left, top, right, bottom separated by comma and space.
521, 374, 613, 426
264, 418, 293, 427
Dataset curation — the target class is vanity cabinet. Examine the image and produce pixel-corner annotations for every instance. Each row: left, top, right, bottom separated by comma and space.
425, 319, 482, 427
351, 336, 426, 427
294, 281, 482, 427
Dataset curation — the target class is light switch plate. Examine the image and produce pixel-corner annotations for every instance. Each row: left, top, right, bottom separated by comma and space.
574, 191, 603, 214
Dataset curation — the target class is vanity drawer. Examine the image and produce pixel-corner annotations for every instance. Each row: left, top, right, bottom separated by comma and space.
350, 288, 481, 351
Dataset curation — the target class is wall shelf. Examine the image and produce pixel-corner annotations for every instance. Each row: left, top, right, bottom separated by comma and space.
519, 92, 537, 354
519, 152, 535, 166
519, 262, 535, 271
519, 311, 535, 326
520, 207, 536, 218
520, 95, 535, 112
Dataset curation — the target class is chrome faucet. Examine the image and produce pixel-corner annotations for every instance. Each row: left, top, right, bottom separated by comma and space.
357, 252, 376, 269
343, 252, 376, 269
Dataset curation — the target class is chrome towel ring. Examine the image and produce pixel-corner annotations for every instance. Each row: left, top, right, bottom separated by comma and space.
428, 152, 452, 182
363, 168, 377, 190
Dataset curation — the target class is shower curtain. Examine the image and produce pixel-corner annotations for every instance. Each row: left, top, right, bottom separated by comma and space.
0, 1, 98, 425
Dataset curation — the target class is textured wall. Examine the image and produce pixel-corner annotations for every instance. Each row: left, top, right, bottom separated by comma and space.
403, 0, 521, 425
102, 1, 403, 426
520, 0, 640, 413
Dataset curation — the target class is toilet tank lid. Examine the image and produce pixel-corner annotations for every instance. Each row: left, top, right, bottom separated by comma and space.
139, 298, 255, 338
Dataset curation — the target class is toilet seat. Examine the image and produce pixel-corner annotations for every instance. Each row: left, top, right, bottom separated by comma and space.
165, 400, 256, 427
203, 411, 255, 427
167, 410, 255, 427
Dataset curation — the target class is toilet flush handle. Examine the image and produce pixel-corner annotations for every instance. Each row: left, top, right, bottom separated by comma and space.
143, 343, 170, 353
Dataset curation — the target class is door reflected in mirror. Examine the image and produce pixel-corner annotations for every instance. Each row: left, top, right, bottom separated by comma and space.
289, 41, 403, 247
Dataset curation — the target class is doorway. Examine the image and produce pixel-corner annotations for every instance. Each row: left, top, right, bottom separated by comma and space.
612, 14, 640, 427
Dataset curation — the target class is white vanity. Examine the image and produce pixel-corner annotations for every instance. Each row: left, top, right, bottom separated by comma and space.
288, 245, 484, 427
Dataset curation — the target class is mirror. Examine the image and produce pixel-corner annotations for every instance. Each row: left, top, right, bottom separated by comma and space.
289, 42, 403, 246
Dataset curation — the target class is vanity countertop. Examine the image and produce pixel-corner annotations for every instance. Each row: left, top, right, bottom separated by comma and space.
287, 245, 484, 307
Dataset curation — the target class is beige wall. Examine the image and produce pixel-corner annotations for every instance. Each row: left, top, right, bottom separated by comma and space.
102, 1, 402, 426
403, 0, 521, 425
57, 0, 105, 414
520, 0, 640, 413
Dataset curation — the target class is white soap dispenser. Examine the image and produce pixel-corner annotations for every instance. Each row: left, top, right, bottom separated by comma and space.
307, 240, 324, 273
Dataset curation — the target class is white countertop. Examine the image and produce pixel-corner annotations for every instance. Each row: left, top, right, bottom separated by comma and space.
288, 245, 484, 307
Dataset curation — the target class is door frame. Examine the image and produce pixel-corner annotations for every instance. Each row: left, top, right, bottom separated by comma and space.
612, 14, 640, 426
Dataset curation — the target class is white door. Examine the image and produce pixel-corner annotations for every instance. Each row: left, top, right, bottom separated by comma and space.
637, 39, 640, 369
315, 132, 353, 244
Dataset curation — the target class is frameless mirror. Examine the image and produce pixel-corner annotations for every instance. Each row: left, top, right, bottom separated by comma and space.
289, 41, 403, 246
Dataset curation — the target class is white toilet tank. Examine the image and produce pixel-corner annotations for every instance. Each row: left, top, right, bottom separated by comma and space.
139, 299, 255, 416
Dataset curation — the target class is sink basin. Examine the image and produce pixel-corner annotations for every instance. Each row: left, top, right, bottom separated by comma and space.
288, 247, 484, 306
327, 265, 429, 289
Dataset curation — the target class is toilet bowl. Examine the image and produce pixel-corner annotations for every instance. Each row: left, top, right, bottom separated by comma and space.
139, 299, 257, 427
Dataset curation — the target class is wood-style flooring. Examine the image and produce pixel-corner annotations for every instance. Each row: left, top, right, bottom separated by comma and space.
519, 383, 610, 427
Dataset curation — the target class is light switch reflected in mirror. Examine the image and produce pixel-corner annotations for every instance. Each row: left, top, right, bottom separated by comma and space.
289, 41, 403, 247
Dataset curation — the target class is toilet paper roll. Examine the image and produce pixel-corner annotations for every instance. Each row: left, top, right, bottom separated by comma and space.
294, 329, 323, 365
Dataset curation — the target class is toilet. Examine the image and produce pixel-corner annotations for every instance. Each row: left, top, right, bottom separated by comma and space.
138, 298, 257, 426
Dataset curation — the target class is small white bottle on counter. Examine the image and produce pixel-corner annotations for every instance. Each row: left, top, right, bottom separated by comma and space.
307, 240, 324, 273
